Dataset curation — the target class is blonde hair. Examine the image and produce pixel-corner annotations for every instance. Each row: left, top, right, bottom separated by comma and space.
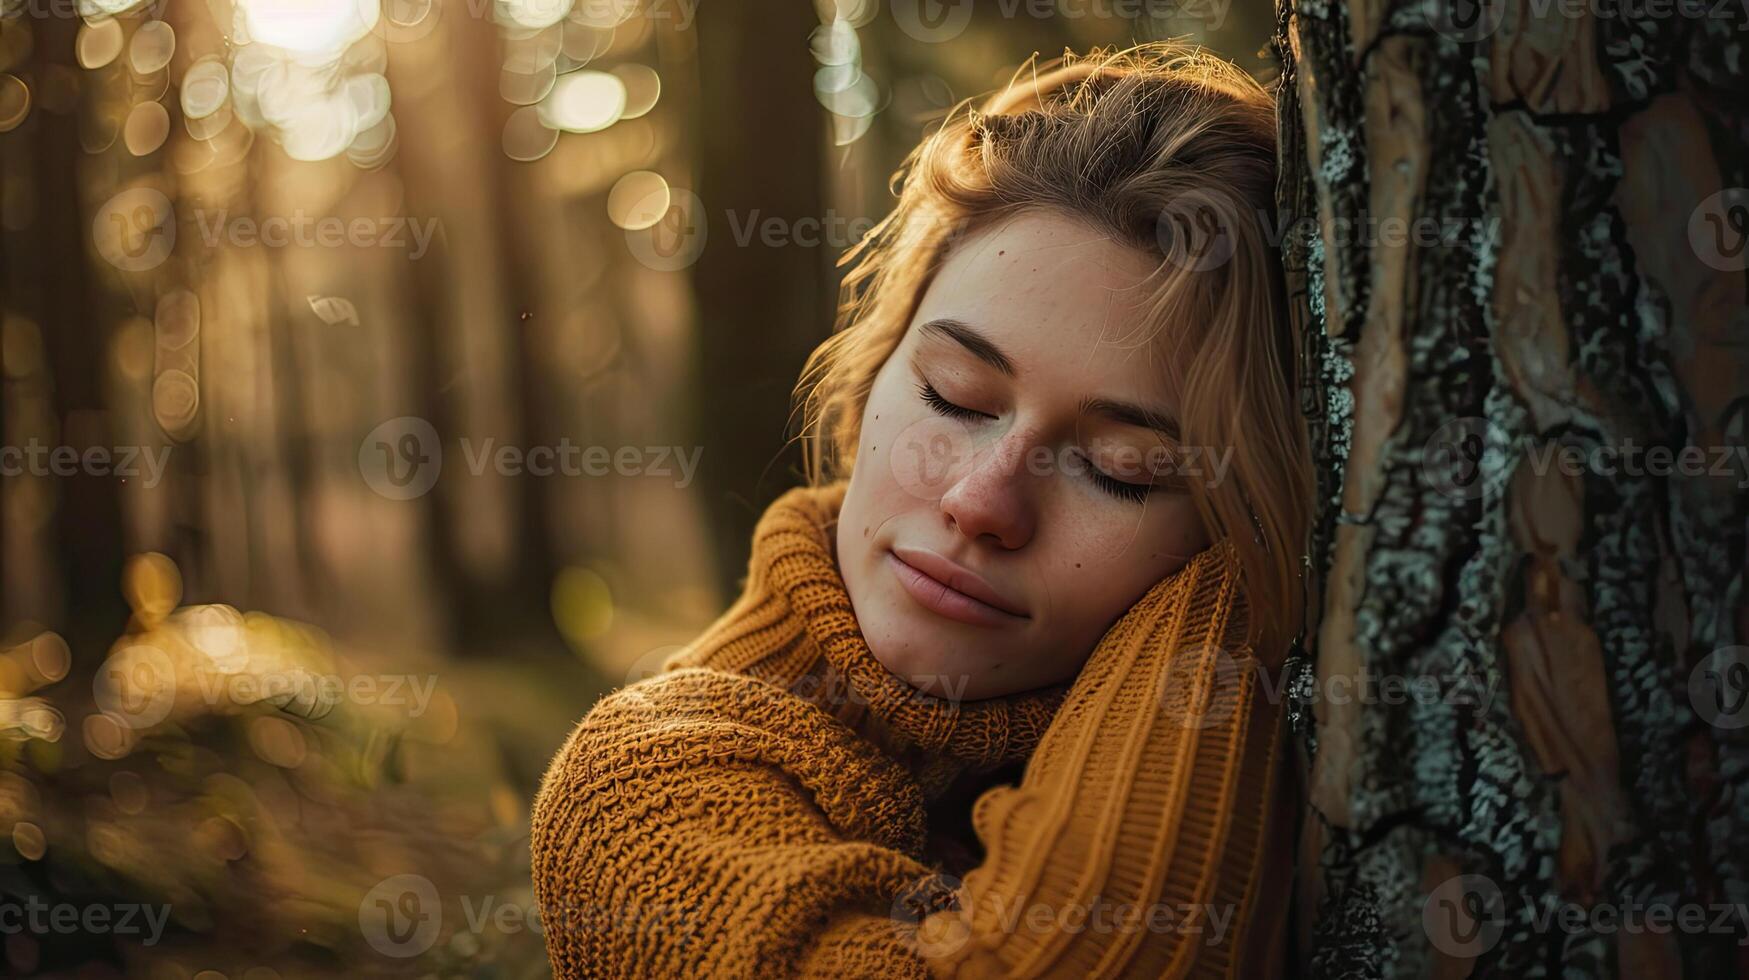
792, 43, 1312, 667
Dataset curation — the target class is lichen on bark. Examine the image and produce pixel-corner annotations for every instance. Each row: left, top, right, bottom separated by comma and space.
1276, 0, 1749, 973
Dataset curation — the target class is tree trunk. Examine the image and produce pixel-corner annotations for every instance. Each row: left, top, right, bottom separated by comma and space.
1276, 0, 1749, 975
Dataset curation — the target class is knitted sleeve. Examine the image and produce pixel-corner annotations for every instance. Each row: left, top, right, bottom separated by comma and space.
915, 542, 1290, 978
530, 544, 1288, 979
529, 665, 948, 978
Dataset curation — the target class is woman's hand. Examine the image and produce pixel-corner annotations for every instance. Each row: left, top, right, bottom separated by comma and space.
912, 541, 1292, 978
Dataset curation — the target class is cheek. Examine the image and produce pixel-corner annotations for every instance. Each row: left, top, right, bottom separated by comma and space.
840, 389, 929, 561
1040, 498, 1209, 628
1055, 494, 1207, 570
852, 370, 948, 516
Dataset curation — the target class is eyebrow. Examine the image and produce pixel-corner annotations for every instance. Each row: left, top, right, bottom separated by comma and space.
917, 317, 1181, 442
919, 318, 1017, 378
1079, 397, 1181, 442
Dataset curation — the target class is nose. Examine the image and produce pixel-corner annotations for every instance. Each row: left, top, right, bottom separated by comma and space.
939, 428, 1038, 550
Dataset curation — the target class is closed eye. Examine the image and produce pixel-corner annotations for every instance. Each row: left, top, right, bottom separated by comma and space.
1085, 463, 1152, 504
916, 381, 994, 422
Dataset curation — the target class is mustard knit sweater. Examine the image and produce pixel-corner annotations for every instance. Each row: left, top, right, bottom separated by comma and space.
530, 482, 1293, 978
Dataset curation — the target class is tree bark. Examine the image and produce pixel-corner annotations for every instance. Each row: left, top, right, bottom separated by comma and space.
1276, 0, 1749, 975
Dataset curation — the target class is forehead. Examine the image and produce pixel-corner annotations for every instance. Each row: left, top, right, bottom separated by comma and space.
911, 210, 1172, 398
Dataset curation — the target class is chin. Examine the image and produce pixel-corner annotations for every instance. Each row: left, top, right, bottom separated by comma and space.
863, 628, 942, 687
864, 624, 986, 702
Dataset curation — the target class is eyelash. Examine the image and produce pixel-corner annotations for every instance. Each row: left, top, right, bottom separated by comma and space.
916, 380, 990, 422
914, 380, 1154, 505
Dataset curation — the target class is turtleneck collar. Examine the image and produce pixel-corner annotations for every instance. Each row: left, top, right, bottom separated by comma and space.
665, 481, 1068, 798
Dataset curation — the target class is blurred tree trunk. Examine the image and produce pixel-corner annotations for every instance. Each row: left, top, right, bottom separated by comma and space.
1277, 0, 1748, 975
1, 14, 129, 656
690, 0, 830, 591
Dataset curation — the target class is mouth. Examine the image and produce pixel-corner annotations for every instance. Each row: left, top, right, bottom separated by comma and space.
885, 546, 1029, 628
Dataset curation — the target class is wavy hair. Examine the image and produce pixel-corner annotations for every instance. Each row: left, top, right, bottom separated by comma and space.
791, 42, 1312, 666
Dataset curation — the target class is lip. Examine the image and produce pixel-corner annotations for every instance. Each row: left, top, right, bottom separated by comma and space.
886, 546, 1029, 627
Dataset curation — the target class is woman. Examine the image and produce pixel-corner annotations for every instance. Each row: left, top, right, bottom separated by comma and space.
531, 43, 1312, 978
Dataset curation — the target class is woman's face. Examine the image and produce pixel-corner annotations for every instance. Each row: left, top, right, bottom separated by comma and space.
836, 209, 1212, 701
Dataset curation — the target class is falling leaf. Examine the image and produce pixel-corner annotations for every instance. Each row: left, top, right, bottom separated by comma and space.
307, 295, 359, 326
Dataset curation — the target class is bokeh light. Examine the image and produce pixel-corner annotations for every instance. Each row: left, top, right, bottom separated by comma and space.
538, 69, 625, 133
0, 2, 1248, 974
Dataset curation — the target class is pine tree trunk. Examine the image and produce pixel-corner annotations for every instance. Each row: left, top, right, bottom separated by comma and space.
1275, 0, 1749, 975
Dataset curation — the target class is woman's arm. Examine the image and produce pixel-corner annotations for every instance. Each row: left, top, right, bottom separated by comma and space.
917, 545, 1290, 978
530, 544, 1288, 979
530, 665, 947, 977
